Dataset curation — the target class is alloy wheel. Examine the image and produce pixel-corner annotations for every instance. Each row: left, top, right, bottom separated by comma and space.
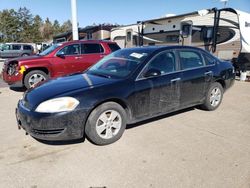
96, 110, 122, 139
28, 73, 46, 87
210, 87, 222, 107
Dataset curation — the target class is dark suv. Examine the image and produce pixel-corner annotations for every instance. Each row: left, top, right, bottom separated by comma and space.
2, 40, 120, 88
0, 43, 34, 58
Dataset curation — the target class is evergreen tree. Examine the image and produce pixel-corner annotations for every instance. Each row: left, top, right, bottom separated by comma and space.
31, 15, 43, 42
53, 20, 61, 35
0, 9, 20, 42
17, 7, 33, 42
61, 20, 72, 32
42, 18, 53, 41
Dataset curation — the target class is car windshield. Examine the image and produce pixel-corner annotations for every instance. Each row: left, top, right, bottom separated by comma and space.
39, 43, 62, 56
88, 49, 149, 78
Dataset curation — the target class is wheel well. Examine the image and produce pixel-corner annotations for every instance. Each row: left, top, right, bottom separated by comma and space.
216, 79, 226, 89
85, 99, 132, 127
23, 67, 49, 83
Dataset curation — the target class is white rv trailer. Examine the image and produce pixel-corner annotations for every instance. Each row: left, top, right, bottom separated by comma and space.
111, 8, 250, 71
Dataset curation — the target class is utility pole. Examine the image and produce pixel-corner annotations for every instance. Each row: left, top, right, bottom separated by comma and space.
71, 0, 79, 40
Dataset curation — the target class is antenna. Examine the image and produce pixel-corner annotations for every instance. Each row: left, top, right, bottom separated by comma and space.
220, 0, 229, 8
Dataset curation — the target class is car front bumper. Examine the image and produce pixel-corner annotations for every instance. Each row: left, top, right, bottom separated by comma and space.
16, 100, 87, 141
2, 70, 23, 86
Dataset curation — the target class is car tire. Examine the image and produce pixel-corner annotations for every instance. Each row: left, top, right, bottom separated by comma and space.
24, 70, 48, 89
85, 102, 127, 145
200, 82, 224, 111
22, 53, 29, 57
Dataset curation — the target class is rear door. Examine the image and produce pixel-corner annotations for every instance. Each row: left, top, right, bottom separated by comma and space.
177, 49, 213, 107
76, 43, 105, 71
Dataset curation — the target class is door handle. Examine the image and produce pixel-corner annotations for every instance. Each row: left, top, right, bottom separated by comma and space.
204, 71, 213, 75
171, 78, 181, 82
75, 56, 82, 60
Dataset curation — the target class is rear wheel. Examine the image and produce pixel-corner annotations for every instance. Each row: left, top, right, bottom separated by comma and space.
24, 70, 48, 89
200, 82, 224, 111
85, 102, 127, 145
22, 53, 29, 57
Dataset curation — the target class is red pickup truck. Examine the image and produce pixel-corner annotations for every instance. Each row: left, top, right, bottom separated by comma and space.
2, 40, 120, 88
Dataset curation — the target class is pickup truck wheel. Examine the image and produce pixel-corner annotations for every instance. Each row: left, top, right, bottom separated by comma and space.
24, 70, 48, 89
85, 102, 127, 145
200, 82, 224, 111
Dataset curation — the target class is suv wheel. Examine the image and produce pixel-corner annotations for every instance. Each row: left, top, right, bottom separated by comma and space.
85, 102, 127, 145
200, 82, 224, 111
24, 70, 48, 89
22, 53, 29, 57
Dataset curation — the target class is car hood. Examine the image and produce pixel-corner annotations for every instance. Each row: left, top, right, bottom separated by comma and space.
7, 55, 42, 62
25, 73, 117, 109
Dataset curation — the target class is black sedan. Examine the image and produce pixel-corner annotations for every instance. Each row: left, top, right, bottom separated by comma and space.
16, 46, 235, 145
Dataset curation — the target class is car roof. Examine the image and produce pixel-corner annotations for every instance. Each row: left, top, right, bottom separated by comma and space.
122, 45, 205, 54
59, 40, 117, 46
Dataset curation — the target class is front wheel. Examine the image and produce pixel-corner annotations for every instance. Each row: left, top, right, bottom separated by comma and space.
24, 70, 48, 89
200, 82, 224, 111
85, 102, 127, 145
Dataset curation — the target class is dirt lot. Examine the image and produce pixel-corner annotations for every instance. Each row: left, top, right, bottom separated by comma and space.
0, 80, 249, 188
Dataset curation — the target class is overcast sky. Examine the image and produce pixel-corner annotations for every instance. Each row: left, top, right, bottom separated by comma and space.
0, 0, 249, 26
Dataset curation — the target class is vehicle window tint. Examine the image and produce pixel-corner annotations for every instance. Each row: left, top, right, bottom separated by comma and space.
57, 44, 80, 55
108, 43, 120, 52
23, 45, 32, 50
179, 51, 204, 70
203, 53, 216, 66
144, 51, 176, 75
81, 43, 103, 54
12, 45, 21, 50
2, 44, 10, 50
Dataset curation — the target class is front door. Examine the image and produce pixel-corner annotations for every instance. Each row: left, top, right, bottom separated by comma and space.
52, 43, 81, 77
132, 50, 181, 119
0, 44, 12, 58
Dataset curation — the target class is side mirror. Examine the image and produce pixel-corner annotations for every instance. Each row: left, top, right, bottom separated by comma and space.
56, 53, 65, 58
144, 68, 161, 78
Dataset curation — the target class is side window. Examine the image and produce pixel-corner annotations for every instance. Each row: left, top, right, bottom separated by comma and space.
143, 51, 176, 76
12, 45, 21, 50
108, 43, 120, 52
2, 45, 10, 50
81, 43, 104, 54
203, 53, 216, 66
23, 45, 32, 50
57, 44, 80, 55
179, 50, 204, 70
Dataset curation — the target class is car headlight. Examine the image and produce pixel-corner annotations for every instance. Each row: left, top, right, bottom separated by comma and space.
35, 97, 79, 113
